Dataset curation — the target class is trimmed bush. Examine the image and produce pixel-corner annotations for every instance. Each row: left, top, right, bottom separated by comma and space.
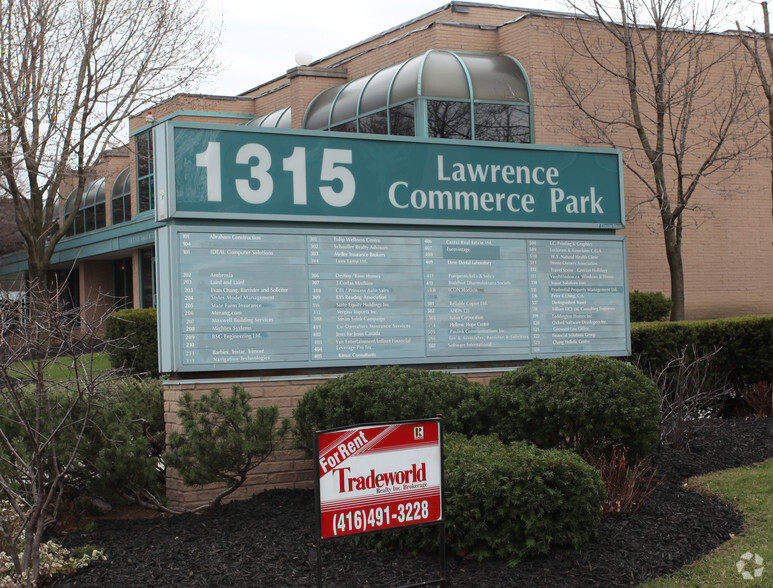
629, 290, 672, 322
348, 434, 605, 563
444, 434, 604, 563
105, 308, 159, 376
487, 355, 660, 461
292, 366, 487, 454
631, 315, 773, 388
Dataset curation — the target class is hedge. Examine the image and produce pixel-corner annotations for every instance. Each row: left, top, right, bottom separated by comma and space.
630, 315, 773, 386
105, 308, 159, 376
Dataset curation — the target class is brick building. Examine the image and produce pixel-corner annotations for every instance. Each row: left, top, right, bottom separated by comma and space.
2, 2, 768, 321
1, 2, 771, 505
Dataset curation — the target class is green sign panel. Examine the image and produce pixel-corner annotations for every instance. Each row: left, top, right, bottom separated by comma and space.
158, 122, 624, 228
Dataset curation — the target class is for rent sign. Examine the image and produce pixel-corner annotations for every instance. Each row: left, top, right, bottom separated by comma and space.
316, 420, 443, 540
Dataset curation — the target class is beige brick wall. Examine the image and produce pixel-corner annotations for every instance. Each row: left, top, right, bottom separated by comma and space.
105, 4, 772, 320
163, 370, 505, 509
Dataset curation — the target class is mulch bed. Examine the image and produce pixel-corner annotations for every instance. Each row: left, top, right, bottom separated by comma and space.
52, 417, 773, 587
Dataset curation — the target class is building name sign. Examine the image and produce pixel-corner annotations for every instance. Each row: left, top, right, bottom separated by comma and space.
154, 121, 629, 373
159, 122, 624, 228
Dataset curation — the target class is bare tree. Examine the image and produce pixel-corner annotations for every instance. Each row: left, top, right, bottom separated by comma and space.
0, 197, 23, 255
0, 279, 124, 586
549, 0, 761, 320
737, 1, 773, 244
0, 0, 220, 308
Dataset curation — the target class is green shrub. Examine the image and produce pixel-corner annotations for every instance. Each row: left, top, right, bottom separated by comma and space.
165, 385, 290, 508
105, 308, 158, 376
631, 315, 773, 389
348, 434, 604, 563
629, 291, 672, 322
292, 366, 487, 454
445, 434, 604, 563
0, 377, 165, 507
70, 377, 166, 504
487, 355, 660, 462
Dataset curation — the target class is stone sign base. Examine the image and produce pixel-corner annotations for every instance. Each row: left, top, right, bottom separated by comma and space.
163, 370, 502, 509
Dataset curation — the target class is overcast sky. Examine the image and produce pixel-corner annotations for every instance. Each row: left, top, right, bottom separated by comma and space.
201, 0, 761, 96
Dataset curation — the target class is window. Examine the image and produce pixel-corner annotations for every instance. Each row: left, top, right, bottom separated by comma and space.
136, 130, 154, 213
64, 194, 78, 237
112, 167, 132, 225
358, 110, 388, 135
113, 258, 133, 310
389, 103, 415, 136
63, 178, 106, 237
427, 100, 472, 140
140, 247, 156, 308
304, 51, 532, 143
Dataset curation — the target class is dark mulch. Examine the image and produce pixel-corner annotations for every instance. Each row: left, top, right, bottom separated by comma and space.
53, 418, 773, 587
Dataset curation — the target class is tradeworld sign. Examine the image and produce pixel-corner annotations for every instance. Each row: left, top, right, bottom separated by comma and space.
316, 420, 443, 540
156, 121, 624, 229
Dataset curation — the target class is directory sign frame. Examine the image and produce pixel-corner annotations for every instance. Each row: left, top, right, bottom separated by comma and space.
156, 224, 630, 373
153, 121, 629, 373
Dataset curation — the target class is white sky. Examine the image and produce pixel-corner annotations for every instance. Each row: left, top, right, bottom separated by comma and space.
202, 0, 762, 96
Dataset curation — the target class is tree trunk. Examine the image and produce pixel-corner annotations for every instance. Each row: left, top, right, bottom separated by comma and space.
663, 224, 685, 321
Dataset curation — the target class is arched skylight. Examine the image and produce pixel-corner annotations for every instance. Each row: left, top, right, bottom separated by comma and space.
304, 50, 532, 143
246, 106, 292, 128
64, 178, 106, 236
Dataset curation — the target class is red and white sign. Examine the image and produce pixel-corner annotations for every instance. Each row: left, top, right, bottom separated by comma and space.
316, 420, 442, 539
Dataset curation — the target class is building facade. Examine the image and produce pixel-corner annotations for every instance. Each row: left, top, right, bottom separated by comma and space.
1, 2, 771, 505
2, 2, 769, 322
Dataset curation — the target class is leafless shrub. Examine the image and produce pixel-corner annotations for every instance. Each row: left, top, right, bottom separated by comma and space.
652, 346, 733, 448
585, 446, 662, 518
0, 281, 124, 586
741, 381, 773, 417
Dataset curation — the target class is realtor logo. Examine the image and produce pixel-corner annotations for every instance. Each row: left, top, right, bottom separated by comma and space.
736, 552, 764, 580
414, 426, 424, 440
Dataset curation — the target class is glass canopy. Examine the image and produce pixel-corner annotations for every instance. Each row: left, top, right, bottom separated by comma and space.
246, 106, 292, 128
303, 50, 532, 143
64, 178, 106, 236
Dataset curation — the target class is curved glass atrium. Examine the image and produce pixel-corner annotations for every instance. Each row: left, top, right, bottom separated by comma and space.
246, 106, 292, 128
303, 50, 532, 142
64, 178, 106, 236
112, 168, 132, 225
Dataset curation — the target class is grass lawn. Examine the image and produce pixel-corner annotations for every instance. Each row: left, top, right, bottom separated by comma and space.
8, 352, 112, 381
643, 459, 773, 586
